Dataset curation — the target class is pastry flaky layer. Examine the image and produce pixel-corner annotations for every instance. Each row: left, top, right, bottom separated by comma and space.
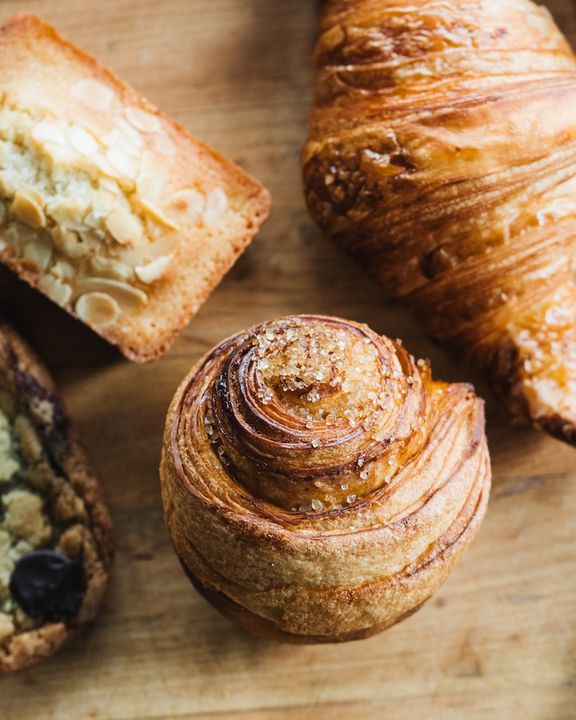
160, 315, 491, 643
303, 0, 576, 446
0, 14, 270, 362
0, 321, 112, 673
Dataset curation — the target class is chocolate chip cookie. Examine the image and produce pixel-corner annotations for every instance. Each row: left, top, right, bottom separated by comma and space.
0, 320, 111, 673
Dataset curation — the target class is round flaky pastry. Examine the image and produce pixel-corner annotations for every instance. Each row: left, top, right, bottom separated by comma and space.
160, 315, 491, 643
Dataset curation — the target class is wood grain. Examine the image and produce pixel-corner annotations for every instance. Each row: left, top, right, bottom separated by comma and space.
0, 1, 575, 718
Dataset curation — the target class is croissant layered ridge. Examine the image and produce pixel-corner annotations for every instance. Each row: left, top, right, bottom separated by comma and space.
160, 316, 491, 643
303, 0, 576, 445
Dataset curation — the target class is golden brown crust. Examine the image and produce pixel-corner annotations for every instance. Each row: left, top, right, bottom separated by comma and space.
0, 13, 270, 363
160, 315, 491, 643
303, 0, 576, 445
0, 320, 112, 673
180, 564, 426, 644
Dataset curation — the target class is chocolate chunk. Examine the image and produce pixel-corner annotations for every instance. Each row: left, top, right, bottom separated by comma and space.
9, 550, 86, 621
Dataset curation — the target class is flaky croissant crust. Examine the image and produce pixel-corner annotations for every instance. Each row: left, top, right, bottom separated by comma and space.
160, 316, 490, 642
303, 0, 576, 445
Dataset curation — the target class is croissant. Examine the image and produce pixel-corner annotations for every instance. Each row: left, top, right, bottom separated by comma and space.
160, 315, 490, 643
303, 0, 576, 446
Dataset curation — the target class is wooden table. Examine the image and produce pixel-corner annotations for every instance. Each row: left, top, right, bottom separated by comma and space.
1, 1, 575, 718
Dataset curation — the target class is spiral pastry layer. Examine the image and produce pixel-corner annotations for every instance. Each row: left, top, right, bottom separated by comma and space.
303, 0, 576, 446
160, 316, 490, 643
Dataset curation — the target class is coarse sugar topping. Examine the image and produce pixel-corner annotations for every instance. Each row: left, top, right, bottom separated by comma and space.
251, 317, 388, 428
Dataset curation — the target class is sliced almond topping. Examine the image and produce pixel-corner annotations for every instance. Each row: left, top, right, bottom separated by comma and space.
105, 208, 142, 245
38, 274, 72, 307
99, 178, 121, 195
93, 182, 121, 215
26, 188, 46, 207
101, 129, 124, 149
118, 229, 174, 267
140, 150, 159, 175
125, 107, 161, 133
164, 188, 205, 225
92, 153, 118, 180
0, 173, 12, 197
90, 197, 114, 223
43, 142, 77, 164
203, 187, 228, 228
76, 292, 120, 327
23, 235, 53, 271
81, 208, 105, 229
47, 198, 86, 227
20, 187, 46, 208
140, 200, 179, 230
12, 190, 47, 229
2, 223, 37, 248
107, 146, 139, 179
51, 227, 88, 260
137, 155, 167, 201
31, 122, 68, 147
137, 174, 162, 200
91, 255, 133, 281
115, 118, 144, 150
116, 117, 144, 143
79, 228, 105, 246
102, 128, 140, 159
135, 254, 173, 284
51, 259, 75, 280
76, 278, 147, 308
68, 126, 99, 156
117, 141, 140, 160
71, 79, 115, 111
